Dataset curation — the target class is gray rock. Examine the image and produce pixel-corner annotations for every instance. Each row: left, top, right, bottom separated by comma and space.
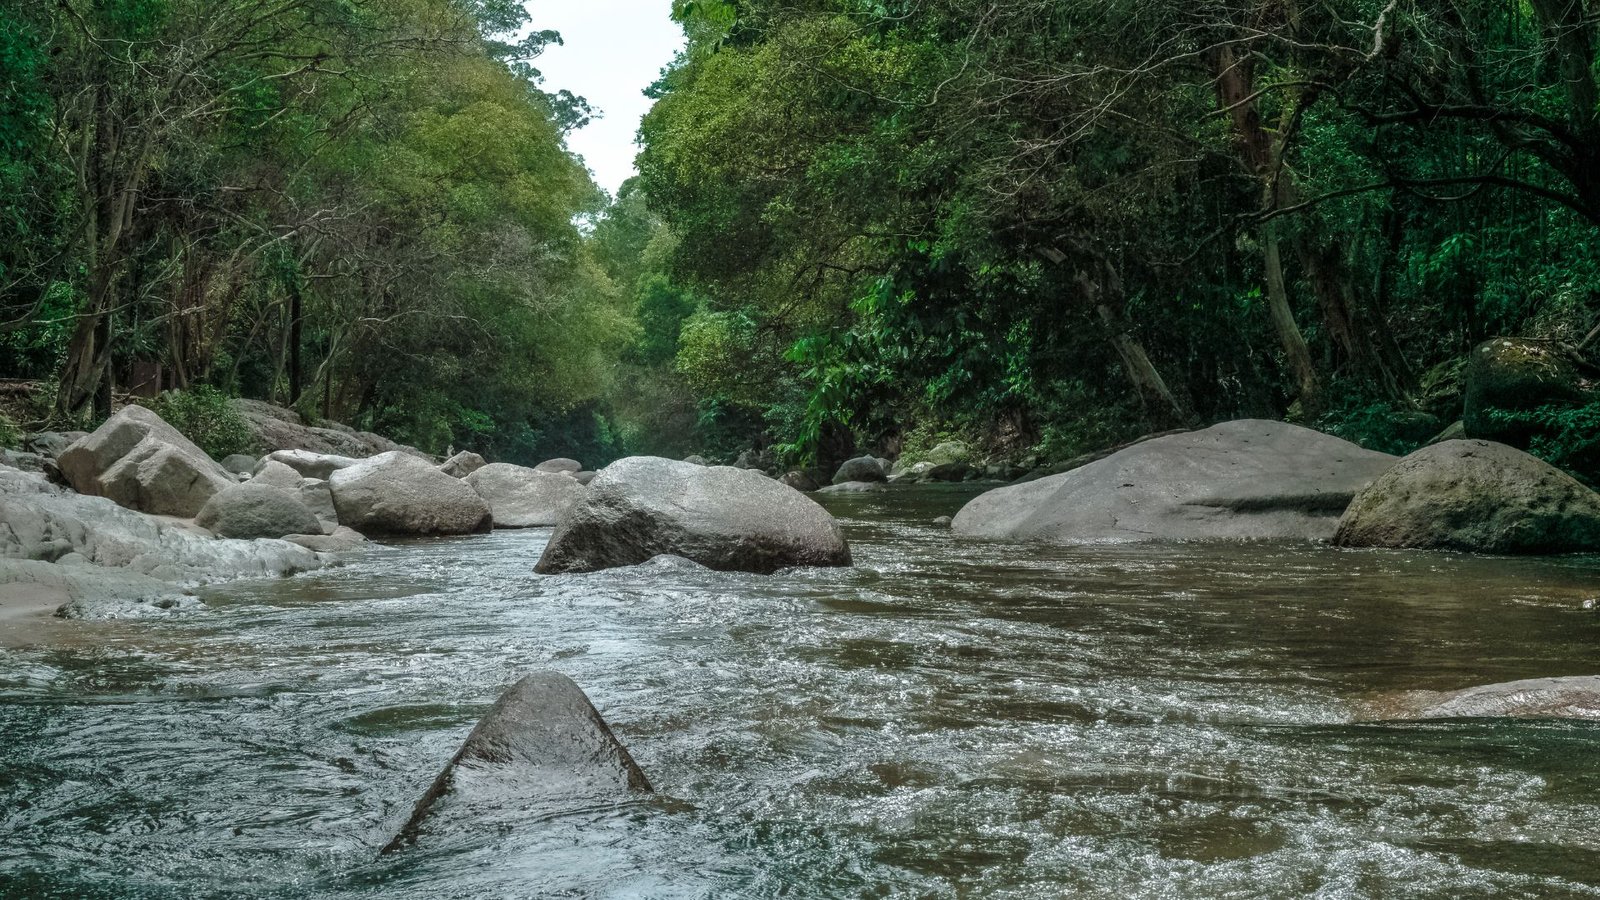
250, 459, 305, 491
196, 482, 323, 540
534, 456, 852, 574
298, 478, 338, 533
534, 457, 583, 475
283, 526, 367, 553
0, 467, 323, 585
573, 470, 597, 486
383, 671, 651, 853
683, 455, 710, 466
0, 449, 48, 473
23, 431, 86, 460
1368, 676, 1600, 721
888, 461, 935, 484
779, 470, 823, 492
733, 449, 762, 470
220, 454, 259, 476
56, 593, 207, 620
932, 515, 953, 528
465, 463, 586, 528
1334, 439, 1600, 553
329, 451, 492, 536
230, 398, 432, 460
439, 451, 487, 478
262, 449, 360, 480
953, 420, 1396, 544
1428, 420, 1466, 445
57, 405, 235, 518
818, 480, 886, 493
832, 456, 886, 485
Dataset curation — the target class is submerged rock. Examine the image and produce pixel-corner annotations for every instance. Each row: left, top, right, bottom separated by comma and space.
283, 526, 367, 553
1366, 676, 1600, 721
465, 463, 586, 528
534, 456, 851, 574
57, 405, 235, 518
439, 451, 487, 478
1334, 440, 1600, 554
818, 480, 886, 493
952, 420, 1396, 544
195, 482, 323, 540
383, 671, 652, 853
329, 451, 492, 537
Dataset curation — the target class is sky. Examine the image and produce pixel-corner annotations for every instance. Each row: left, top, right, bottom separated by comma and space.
525, 2, 686, 196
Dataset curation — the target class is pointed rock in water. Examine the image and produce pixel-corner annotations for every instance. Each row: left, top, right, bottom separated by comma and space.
952, 420, 1396, 544
384, 672, 652, 853
831, 456, 886, 484
1365, 675, 1600, 721
534, 456, 851, 574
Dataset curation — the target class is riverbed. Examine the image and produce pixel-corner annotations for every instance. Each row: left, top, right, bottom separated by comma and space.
2, 485, 1599, 897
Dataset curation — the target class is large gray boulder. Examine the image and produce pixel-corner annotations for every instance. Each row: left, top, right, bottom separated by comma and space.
230, 398, 430, 460
534, 456, 852, 574
249, 459, 305, 491
952, 420, 1396, 544
57, 406, 235, 518
0, 467, 323, 618
329, 451, 492, 536
1366, 676, 1600, 721
262, 449, 360, 480
465, 463, 586, 528
534, 457, 583, 476
831, 456, 886, 485
439, 451, 487, 478
195, 482, 323, 540
220, 454, 259, 476
1334, 439, 1600, 553
383, 671, 651, 853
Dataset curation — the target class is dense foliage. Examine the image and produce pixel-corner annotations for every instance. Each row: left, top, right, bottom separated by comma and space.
620, 0, 1600, 473
6, 0, 1599, 476
0, 0, 628, 463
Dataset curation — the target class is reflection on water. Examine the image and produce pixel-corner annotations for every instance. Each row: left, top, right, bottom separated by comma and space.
2, 484, 1599, 898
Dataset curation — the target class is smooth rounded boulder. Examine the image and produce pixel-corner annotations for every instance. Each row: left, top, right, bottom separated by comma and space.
534, 456, 852, 574
534, 457, 582, 475
196, 482, 323, 540
57, 405, 235, 518
1462, 337, 1584, 446
383, 671, 652, 853
329, 451, 491, 536
832, 456, 886, 485
952, 420, 1396, 544
1334, 439, 1600, 553
262, 448, 359, 480
465, 463, 586, 528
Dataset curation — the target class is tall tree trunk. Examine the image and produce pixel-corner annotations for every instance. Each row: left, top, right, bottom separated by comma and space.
1074, 261, 1192, 427
1261, 227, 1319, 405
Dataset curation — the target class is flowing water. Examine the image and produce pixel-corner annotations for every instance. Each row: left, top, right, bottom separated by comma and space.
3, 485, 1600, 898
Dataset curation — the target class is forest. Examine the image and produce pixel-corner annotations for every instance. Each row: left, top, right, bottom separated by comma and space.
4, 0, 1599, 479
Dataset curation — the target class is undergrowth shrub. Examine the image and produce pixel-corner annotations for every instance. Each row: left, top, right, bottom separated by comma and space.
145, 386, 254, 460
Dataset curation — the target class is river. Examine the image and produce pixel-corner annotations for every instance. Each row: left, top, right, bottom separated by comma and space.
2, 485, 1599, 898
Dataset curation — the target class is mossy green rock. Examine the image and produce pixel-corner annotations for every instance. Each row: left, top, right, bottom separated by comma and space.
1334, 439, 1600, 554
1462, 337, 1583, 446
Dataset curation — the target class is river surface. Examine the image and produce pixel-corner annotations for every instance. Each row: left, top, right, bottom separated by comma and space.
3, 485, 1600, 898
